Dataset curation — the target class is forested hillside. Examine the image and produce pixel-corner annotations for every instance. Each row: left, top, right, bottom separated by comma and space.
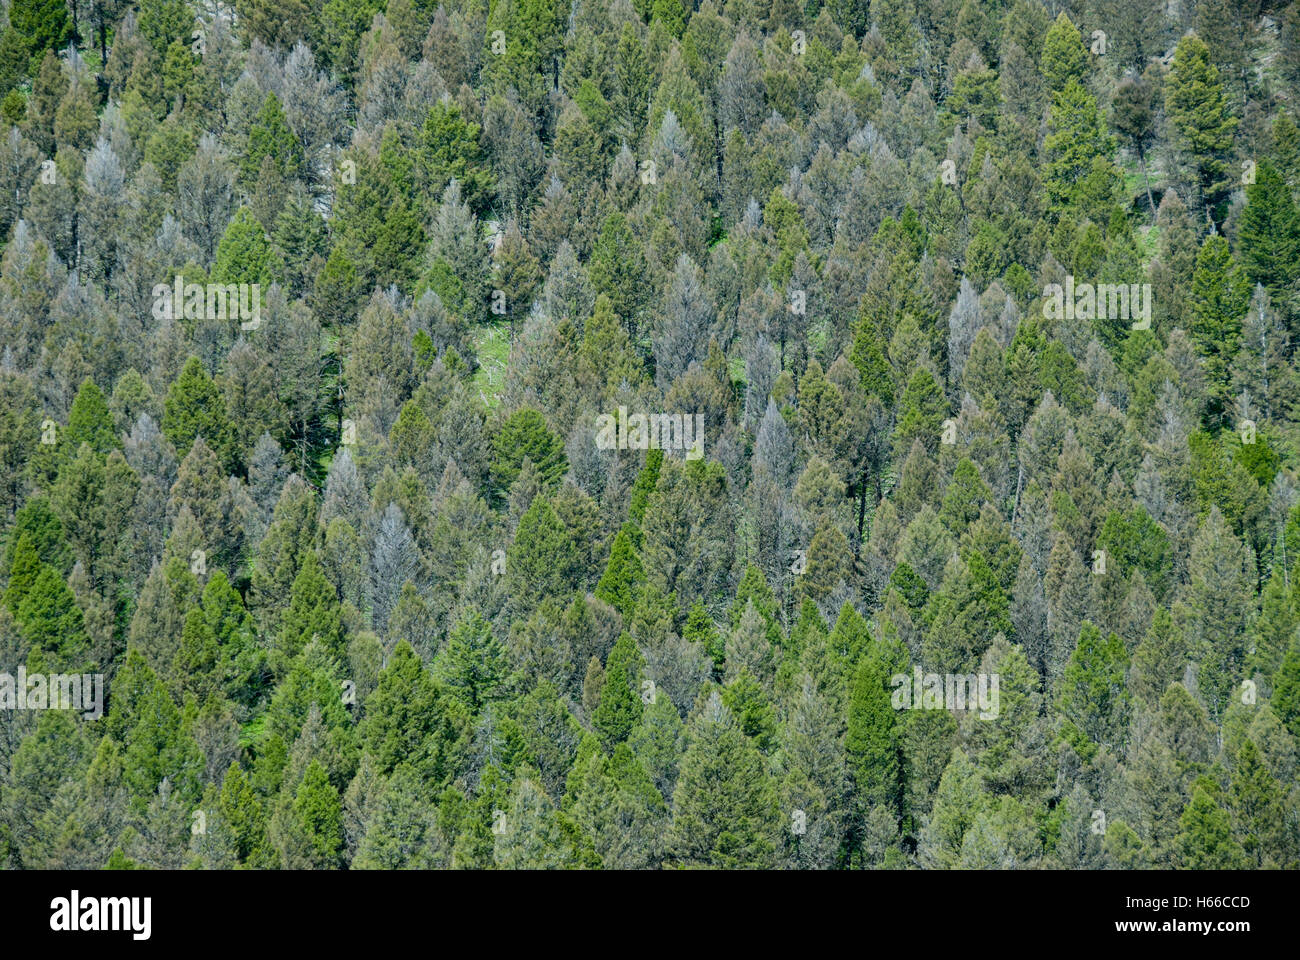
1, 0, 1299, 869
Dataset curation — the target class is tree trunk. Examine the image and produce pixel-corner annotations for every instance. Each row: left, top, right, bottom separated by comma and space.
857, 469, 868, 540
1011, 461, 1024, 526
1138, 146, 1154, 214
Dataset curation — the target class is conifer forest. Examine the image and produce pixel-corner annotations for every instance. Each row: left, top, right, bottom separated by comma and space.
2, 0, 1300, 872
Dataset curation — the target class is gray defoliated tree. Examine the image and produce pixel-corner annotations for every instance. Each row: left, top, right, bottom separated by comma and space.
654, 253, 713, 389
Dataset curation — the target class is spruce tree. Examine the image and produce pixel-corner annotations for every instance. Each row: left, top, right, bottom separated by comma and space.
845, 646, 904, 819
1238, 161, 1300, 315
162, 357, 235, 470
1165, 34, 1238, 226
669, 693, 779, 868
593, 633, 644, 749
594, 524, 645, 619
1176, 784, 1247, 869
435, 612, 509, 713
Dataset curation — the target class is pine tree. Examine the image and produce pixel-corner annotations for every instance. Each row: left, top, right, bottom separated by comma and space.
1113, 76, 1158, 213
1229, 739, 1288, 867
845, 644, 904, 819
1189, 235, 1251, 422
1044, 80, 1120, 223
352, 763, 448, 869
363, 641, 466, 785
628, 450, 663, 526
242, 93, 302, 184
594, 524, 645, 619
294, 760, 343, 868
1130, 606, 1187, 709
1057, 622, 1130, 757
1176, 784, 1247, 869
492, 774, 578, 869
891, 366, 947, 460
588, 212, 650, 340
274, 551, 344, 673
721, 669, 778, 750
435, 612, 508, 714
1178, 506, 1252, 722
162, 357, 235, 470
1238, 161, 1300, 315
669, 693, 779, 868
120, 678, 203, 806
217, 763, 270, 866
418, 100, 494, 218
593, 633, 644, 749
213, 206, 279, 288
917, 748, 987, 868
683, 599, 724, 679
66, 379, 119, 456
505, 497, 569, 614
14, 563, 87, 668
1040, 12, 1088, 96
1165, 34, 1238, 226
567, 744, 667, 868
1271, 637, 1300, 739
8, 0, 72, 68
1250, 567, 1294, 681
489, 408, 567, 502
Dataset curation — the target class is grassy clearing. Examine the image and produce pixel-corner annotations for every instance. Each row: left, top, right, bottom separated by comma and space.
472, 322, 510, 410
